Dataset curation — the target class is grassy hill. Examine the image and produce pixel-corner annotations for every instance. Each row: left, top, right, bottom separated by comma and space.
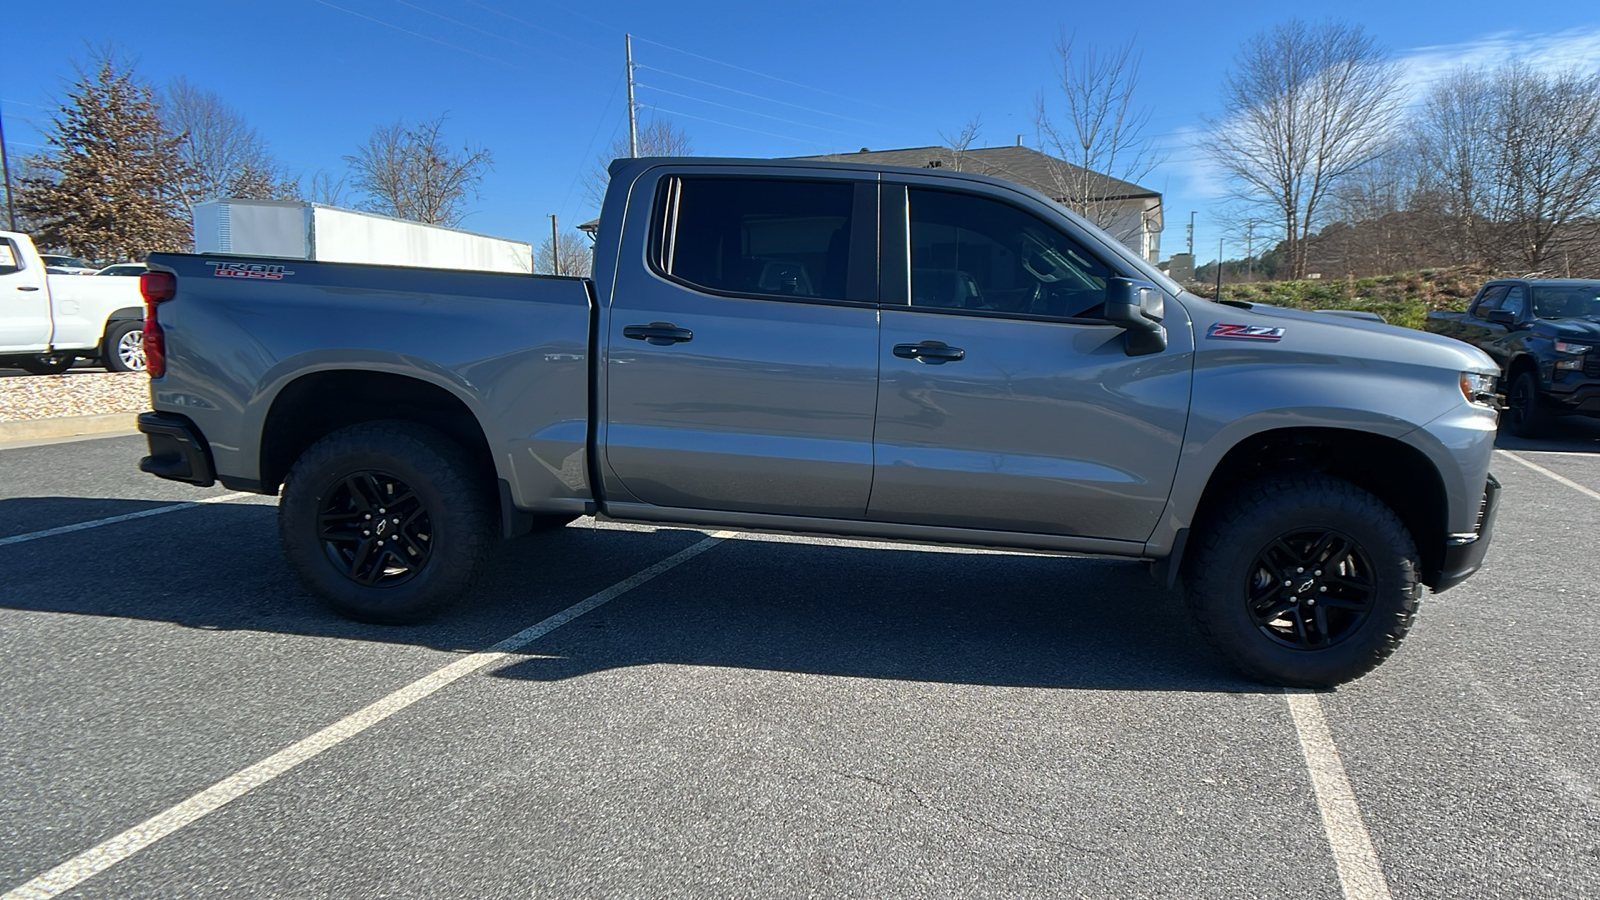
1182, 268, 1490, 330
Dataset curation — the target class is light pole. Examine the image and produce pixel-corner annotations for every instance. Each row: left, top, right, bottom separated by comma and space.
1186, 210, 1196, 257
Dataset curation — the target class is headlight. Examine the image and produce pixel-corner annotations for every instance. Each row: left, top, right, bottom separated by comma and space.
1460, 371, 1498, 407
1554, 340, 1591, 372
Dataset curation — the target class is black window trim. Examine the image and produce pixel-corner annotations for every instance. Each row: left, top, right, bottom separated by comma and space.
647, 173, 879, 309
883, 181, 1129, 327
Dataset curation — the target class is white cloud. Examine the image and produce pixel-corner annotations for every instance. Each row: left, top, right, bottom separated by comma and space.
1398, 26, 1600, 97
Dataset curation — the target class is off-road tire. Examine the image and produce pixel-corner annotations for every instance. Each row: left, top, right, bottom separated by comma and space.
279, 420, 494, 624
1503, 370, 1550, 438
1186, 474, 1421, 687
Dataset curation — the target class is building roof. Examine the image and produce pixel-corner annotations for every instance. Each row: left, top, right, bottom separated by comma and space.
794, 145, 1159, 203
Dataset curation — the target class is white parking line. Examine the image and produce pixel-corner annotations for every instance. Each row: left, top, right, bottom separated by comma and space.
0, 493, 255, 548
1498, 450, 1600, 502
1285, 691, 1392, 900
1, 531, 732, 900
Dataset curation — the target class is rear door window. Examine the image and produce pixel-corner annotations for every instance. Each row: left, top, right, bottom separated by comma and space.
655, 177, 862, 302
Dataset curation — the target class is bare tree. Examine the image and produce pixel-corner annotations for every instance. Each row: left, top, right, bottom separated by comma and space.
1415, 62, 1600, 272
582, 116, 692, 211
537, 229, 593, 277
163, 78, 295, 210
302, 170, 348, 206
1034, 33, 1162, 231
937, 116, 982, 171
1200, 19, 1405, 279
346, 115, 492, 226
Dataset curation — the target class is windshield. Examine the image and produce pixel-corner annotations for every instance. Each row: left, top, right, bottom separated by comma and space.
1532, 283, 1600, 319
44, 255, 89, 267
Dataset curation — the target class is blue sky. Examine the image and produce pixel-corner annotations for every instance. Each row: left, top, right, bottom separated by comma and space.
5, 1, 1600, 265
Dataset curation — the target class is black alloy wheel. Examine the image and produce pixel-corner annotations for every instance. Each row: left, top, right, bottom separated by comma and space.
1504, 370, 1548, 438
318, 470, 434, 587
1246, 528, 1376, 650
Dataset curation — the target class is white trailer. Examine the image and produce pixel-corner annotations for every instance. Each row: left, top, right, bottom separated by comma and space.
192, 200, 533, 274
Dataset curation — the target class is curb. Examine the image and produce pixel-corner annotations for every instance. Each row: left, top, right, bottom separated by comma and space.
0, 412, 140, 445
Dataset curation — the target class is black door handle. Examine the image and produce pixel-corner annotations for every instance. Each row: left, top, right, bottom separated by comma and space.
623, 322, 694, 345
893, 341, 965, 364
17, 286, 40, 292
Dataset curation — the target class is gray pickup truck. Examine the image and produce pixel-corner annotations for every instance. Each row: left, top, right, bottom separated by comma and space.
136, 157, 1502, 687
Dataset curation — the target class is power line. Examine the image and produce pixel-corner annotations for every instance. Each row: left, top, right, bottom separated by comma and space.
647, 107, 835, 149
453, 0, 606, 54
631, 36, 901, 113
635, 83, 860, 137
635, 65, 879, 127
312, 0, 524, 71
383, 0, 586, 69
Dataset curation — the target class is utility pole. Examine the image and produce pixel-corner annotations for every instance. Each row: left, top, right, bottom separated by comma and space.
548, 214, 560, 276
1186, 211, 1196, 256
0, 108, 15, 232
1244, 220, 1255, 280
1216, 237, 1224, 299
625, 34, 638, 158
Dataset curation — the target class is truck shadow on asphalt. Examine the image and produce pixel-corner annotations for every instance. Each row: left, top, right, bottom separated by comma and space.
2, 496, 1260, 693
1494, 416, 1600, 453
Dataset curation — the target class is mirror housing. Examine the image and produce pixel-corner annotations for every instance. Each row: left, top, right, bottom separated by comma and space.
1485, 308, 1516, 326
1105, 277, 1167, 356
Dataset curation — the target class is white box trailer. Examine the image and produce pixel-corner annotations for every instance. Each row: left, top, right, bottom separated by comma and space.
192, 200, 533, 274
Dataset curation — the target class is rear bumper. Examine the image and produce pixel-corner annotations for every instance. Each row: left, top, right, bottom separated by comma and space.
138, 411, 216, 487
1431, 473, 1500, 593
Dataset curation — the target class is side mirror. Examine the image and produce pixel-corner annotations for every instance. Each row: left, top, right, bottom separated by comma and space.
1105, 277, 1167, 356
1485, 309, 1516, 327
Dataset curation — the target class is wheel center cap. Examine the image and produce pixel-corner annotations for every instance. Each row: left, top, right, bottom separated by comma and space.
1295, 577, 1317, 594
376, 519, 388, 536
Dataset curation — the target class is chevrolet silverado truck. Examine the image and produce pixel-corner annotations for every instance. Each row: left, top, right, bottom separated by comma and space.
1, 231, 147, 373
1426, 278, 1600, 437
135, 157, 1502, 687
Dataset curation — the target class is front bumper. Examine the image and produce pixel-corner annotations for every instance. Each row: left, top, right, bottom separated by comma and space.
138, 411, 216, 487
1432, 473, 1500, 592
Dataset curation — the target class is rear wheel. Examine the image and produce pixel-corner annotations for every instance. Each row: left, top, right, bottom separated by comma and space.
17, 354, 74, 375
1186, 474, 1421, 687
102, 320, 146, 373
1503, 370, 1549, 438
279, 421, 495, 624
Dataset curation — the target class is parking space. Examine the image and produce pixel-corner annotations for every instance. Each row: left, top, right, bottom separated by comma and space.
2, 433, 1595, 898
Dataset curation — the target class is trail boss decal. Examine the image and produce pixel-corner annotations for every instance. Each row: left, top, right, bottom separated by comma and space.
1208, 322, 1286, 342
208, 261, 295, 280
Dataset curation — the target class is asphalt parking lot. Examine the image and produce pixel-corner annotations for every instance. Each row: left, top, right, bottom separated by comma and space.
2, 424, 1596, 899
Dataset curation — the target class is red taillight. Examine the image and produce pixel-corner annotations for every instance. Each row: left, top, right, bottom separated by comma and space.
139, 271, 174, 378
139, 271, 175, 304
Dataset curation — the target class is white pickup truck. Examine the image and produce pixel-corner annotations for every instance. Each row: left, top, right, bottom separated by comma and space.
0, 231, 146, 374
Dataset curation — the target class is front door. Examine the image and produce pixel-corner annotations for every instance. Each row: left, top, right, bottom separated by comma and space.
0, 237, 52, 351
868, 184, 1193, 542
602, 173, 881, 519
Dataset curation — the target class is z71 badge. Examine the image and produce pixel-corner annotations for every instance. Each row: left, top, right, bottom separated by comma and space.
208, 261, 295, 280
1208, 322, 1286, 342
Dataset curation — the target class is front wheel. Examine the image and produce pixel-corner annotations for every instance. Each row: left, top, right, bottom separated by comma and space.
279, 421, 495, 624
1503, 370, 1549, 438
1185, 475, 1421, 687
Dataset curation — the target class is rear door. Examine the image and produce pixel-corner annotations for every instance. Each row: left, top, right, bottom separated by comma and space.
868, 182, 1193, 542
0, 237, 52, 351
600, 169, 882, 519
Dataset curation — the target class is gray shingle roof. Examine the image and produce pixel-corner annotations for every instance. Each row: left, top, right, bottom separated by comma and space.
794, 145, 1158, 202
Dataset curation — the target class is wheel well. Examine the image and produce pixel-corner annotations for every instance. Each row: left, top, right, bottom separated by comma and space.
1506, 354, 1539, 383
259, 371, 497, 501
1189, 428, 1449, 585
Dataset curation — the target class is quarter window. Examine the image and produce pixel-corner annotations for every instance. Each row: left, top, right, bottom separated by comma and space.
908, 188, 1111, 319
656, 177, 856, 301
